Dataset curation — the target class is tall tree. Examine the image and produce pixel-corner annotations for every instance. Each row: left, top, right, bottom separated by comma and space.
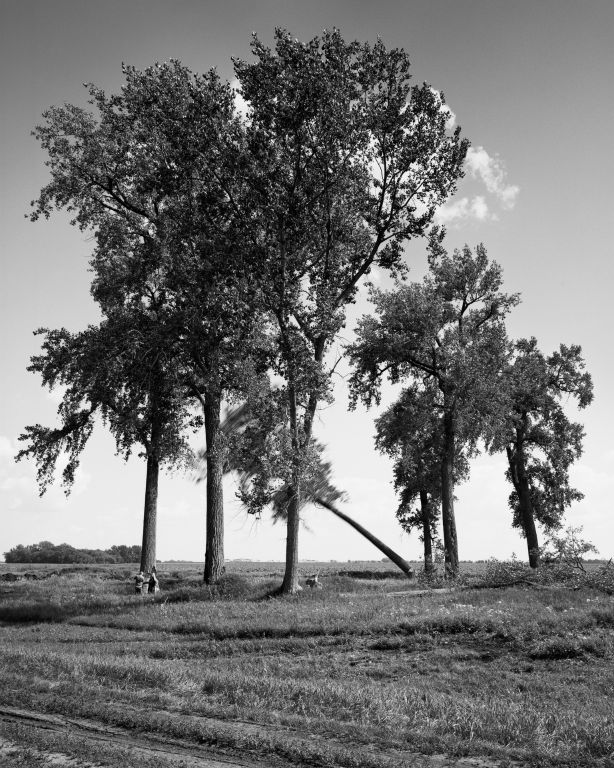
235, 29, 468, 591
488, 338, 593, 567
29, 61, 264, 583
16, 307, 194, 573
375, 383, 469, 573
349, 230, 518, 574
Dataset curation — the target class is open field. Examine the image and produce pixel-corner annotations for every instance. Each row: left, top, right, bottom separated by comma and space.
0, 562, 612, 767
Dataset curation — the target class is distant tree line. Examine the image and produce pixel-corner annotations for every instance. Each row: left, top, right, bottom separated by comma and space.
4, 542, 141, 564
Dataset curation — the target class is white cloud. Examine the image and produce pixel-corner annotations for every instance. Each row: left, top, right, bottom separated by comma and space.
435, 195, 493, 225
469, 195, 490, 220
434, 146, 519, 225
430, 88, 456, 131
0, 436, 14, 460
0, 475, 31, 492
465, 146, 519, 210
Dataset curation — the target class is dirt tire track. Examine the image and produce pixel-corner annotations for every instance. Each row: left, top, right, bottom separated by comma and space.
0, 706, 265, 767
0, 704, 529, 768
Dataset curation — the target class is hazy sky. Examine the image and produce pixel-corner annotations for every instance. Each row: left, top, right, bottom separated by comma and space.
1, 0, 613, 563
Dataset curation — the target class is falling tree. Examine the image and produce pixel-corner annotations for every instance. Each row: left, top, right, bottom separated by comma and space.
215, 392, 415, 578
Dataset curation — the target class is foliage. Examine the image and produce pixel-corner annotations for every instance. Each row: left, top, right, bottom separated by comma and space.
221, 391, 344, 520
25, 59, 271, 580
16, 307, 195, 495
348, 230, 519, 571
488, 338, 593, 542
375, 383, 469, 551
233, 29, 468, 589
542, 525, 598, 570
348, 229, 519, 417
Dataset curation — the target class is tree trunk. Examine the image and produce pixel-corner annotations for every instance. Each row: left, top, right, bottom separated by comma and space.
420, 489, 434, 573
441, 408, 459, 576
204, 390, 225, 584
140, 452, 159, 574
508, 440, 540, 569
281, 381, 301, 594
316, 497, 414, 578
280, 338, 325, 595
281, 487, 301, 593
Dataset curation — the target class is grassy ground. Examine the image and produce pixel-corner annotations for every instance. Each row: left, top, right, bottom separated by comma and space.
0, 562, 612, 767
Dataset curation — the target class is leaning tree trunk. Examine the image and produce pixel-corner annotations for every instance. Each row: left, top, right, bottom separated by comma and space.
441, 408, 459, 576
419, 489, 434, 573
140, 419, 161, 574
316, 497, 414, 578
204, 390, 225, 584
507, 440, 540, 569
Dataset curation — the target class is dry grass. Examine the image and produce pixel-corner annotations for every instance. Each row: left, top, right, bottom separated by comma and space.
0, 562, 612, 767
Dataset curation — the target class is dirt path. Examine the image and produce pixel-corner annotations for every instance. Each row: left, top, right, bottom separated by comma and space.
0, 706, 265, 767
0, 704, 528, 768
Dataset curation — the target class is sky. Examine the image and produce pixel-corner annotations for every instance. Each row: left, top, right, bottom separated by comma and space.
1, 0, 613, 564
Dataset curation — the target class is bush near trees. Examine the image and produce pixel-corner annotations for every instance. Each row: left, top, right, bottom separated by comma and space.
4, 542, 141, 564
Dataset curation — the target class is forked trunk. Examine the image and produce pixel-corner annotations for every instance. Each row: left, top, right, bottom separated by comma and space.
441, 409, 459, 576
204, 390, 225, 584
316, 497, 414, 578
420, 489, 434, 573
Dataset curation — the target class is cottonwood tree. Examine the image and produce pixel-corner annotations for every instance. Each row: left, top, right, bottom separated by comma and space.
375, 383, 469, 573
29, 61, 263, 582
234, 29, 468, 592
349, 230, 518, 574
488, 338, 593, 568
16, 307, 194, 573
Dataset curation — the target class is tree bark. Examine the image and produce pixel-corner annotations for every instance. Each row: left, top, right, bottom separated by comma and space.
204, 390, 225, 584
441, 408, 459, 576
316, 497, 414, 578
420, 489, 434, 573
507, 439, 540, 569
140, 444, 159, 574
281, 381, 301, 594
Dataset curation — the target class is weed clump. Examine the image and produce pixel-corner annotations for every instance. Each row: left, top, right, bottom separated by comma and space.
528, 635, 610, 660
158, 573, 255, 604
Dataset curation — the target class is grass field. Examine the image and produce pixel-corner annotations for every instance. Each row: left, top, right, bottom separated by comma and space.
0, 561, 612, 767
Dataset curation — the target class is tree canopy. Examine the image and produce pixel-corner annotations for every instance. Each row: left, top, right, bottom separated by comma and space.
349, 229, 519, 573
487, 338, 593, 566
232, 29, 468, 591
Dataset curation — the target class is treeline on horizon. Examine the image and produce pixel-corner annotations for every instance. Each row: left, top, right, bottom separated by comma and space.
4, 542, 141, 564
